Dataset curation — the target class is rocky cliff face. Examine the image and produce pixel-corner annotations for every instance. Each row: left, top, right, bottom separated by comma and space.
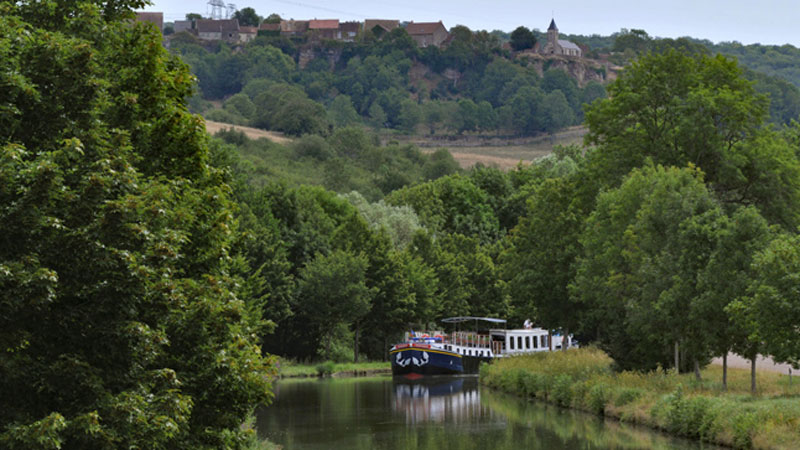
516, 52, 620, 86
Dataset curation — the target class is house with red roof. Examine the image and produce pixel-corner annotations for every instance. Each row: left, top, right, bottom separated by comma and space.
406, 21, 448, 48
309, 19, 340, 40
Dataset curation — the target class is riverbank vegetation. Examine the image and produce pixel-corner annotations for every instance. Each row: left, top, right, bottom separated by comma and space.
277, 360, 390, 378
481, 348, 800, 449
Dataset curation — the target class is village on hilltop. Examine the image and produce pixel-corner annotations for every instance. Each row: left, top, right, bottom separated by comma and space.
135, 11, 583, 57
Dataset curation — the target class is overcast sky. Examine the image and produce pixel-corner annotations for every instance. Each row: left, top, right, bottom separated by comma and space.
143, 0, 799, 46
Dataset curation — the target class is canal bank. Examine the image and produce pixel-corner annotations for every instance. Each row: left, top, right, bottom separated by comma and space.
479, 347, 800, 449
277, 360, 391, 378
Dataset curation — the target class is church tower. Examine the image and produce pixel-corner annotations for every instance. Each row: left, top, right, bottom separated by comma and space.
547, 19, 558, 43
547, 18, 558, 52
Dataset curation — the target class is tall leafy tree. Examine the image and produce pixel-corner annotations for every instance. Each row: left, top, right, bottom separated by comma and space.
573, 165, 723, 371
232, 7, 261, 27
695, 206, 772, 389
296, 250, 373, 360
584, 50, 800, 229
505, 175, 585, 347
1, 1, 273, 448
510, 26, 536, 51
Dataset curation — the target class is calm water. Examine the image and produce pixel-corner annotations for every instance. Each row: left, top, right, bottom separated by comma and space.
256, 376, 713, 450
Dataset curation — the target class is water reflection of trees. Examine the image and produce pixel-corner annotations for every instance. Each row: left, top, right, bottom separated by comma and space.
393, 377, 490, 424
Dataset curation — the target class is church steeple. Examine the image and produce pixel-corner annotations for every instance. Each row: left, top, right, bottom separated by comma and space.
548, 19, 557, 31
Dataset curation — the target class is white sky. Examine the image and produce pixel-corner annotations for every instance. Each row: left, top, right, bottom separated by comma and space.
143, 0, 800, 46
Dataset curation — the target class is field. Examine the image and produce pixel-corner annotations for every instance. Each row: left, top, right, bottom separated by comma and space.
204, 120, 292, 145
407, 126, 588, 169
204, 118, 587, 171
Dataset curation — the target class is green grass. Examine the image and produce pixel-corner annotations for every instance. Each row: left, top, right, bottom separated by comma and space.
481, 347, 800, 449
277, 359, 391, 378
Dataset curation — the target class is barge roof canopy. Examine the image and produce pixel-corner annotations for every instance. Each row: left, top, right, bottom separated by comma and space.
441, 317, 506, 324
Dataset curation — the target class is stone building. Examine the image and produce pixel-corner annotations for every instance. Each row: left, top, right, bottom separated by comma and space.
364, 19, 399, 37
539, 19, 581, 57
406, 21, 449, 48
280, 20, 309, 37
339, 21, 361, 42
196, 19, 240, 42
309, 19, 340, 40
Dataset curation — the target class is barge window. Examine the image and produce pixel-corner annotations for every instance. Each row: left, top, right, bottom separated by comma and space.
509, 337, 514, 350
518, 336, 523, 350
541, 335, 548, 348
525, 336, 530, 349
533, 336, 538, 349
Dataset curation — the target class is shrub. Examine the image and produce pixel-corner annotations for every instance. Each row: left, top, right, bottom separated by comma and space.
551, 374, 574, 407
588, 383, 610, 415
315, 361, 336, 376
614, 387, 643, 406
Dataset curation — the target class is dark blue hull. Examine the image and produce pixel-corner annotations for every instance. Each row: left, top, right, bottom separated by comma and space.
390, 347, 463, 375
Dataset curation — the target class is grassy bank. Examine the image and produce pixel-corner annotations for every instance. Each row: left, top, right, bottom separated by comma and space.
277, 360, 391, 378
480, 347, 800, 449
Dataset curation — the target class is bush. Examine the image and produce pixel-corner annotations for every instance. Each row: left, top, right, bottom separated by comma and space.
205, 108, 248, 125
614, 387, 643, 406
551, 374, 574, 407
588, 383, 610, 415
315, 361, 336, 376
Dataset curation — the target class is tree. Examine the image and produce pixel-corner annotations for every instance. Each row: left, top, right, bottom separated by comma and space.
740, 233, 800, 370
505, 176, 585, 348
1, 3, 273, 448
263, 13, 281, 24
696, 206, 772, 390
186, 12, 203, 21
540, 90, 575, 132
612, 28, 652, 54
510, 26, 536, 51
456, 98, 480, 133
573, 165, 723, 371
584, 50, 800, 230
296, 250, 373, 360
233, 7, 261, 27
328, 95, 361, 128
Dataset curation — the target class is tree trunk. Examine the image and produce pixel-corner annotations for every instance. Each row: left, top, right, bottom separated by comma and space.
548, 330, 553, 351
722, 353, 728, 391
674, 341, 680, 373
327, 333, 332, 361
751, 356, 757, 394
693, 359, 701, 381
383, 336, 388, 362
562, 327, 569, 352
353, 323, 360, 363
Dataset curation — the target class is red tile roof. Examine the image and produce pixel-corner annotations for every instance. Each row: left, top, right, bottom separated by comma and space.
406, 21, 446, 36
365, 19, 399, 33
309, 19, 339, 30
259, 23, 281, 31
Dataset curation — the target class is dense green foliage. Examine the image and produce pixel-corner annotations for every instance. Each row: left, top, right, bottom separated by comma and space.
170, 27, 604, 137
0, 1, 274, 448
604, 29, 800, 126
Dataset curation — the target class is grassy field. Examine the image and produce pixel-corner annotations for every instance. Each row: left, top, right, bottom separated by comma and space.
481, 347, 800, 449
277, 360, 391, 378
407, 126, 588, 169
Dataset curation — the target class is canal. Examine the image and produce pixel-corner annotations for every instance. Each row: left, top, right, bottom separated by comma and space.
256, 376, 714, 450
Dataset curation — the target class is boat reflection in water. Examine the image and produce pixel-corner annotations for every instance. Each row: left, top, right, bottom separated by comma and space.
393, 376, 489, 424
